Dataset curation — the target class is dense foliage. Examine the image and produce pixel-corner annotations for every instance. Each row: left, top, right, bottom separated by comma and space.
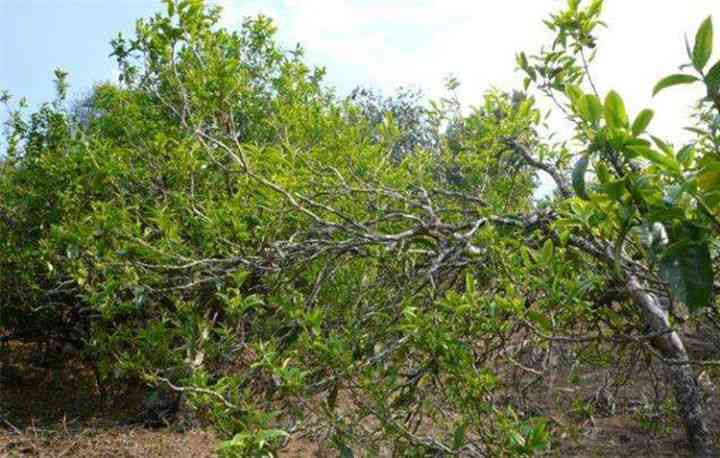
2, 0, 720, 456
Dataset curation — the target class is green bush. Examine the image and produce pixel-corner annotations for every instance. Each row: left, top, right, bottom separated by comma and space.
2, 0, 720, 456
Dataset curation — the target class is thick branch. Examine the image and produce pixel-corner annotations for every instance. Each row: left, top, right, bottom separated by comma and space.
504, 139, 571, 198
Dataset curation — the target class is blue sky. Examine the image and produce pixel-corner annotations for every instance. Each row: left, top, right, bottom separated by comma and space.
1, 1, 160, 108
2, 0, 720, 143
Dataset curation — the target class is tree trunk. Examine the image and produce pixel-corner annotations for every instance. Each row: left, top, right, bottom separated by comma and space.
626, 276, 712, 457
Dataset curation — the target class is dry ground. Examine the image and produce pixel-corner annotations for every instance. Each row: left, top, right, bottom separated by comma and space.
1, 341, 717, 457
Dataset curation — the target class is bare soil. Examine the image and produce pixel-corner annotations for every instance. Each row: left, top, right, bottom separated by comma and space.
1, 341, 718, 457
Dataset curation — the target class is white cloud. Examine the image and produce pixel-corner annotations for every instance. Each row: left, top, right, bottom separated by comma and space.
215, 0, 720, 144
212, 0, 271, 27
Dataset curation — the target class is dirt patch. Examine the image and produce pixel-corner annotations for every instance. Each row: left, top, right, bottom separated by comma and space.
2, 340, 718, 457
0, 342, 217, 457
0, 426, 216, 458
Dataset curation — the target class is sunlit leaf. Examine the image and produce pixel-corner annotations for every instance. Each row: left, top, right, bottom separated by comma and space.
652, 74, 699, 96
576, 94, 602, 124
604, 90, 627, 129
631, 109, 654, 136
693, 16, 713, 72
626, 145, 681, 174
565, 84, 583, 105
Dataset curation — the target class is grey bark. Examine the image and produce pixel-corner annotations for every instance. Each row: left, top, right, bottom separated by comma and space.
627, 276, 713, 458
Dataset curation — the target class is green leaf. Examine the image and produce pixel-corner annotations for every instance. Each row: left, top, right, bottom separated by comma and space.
510, 430, 526, 448
660, 224, 714, 312
465, 272, 476, 298
596, 161, 610, 184
526, 418, 550, 451
521, 247, 533, 267
576, 94, 602, 124
664, 182, 694, 206
624, 138, 652, 149
650, 135, 674, 157
166, 0, 175, 16
686, 127, 709, 136
604, 90, 628, 129
339, 444, 354, 458
517, 52, 529, 71
698, 161, 720, 191
565, 84, 583, 104
588, 0, 603, 17
705, 60, 720, 92
627, 145, 681, 174
631, 109, 654, 136
541, 239, 554, 263
453, 423, 467, 450
652, 74, 699, 96
693, 16, 713, 72
572, 155, 590, 200
603, 179, 625, 201
677, 144, 696, 165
